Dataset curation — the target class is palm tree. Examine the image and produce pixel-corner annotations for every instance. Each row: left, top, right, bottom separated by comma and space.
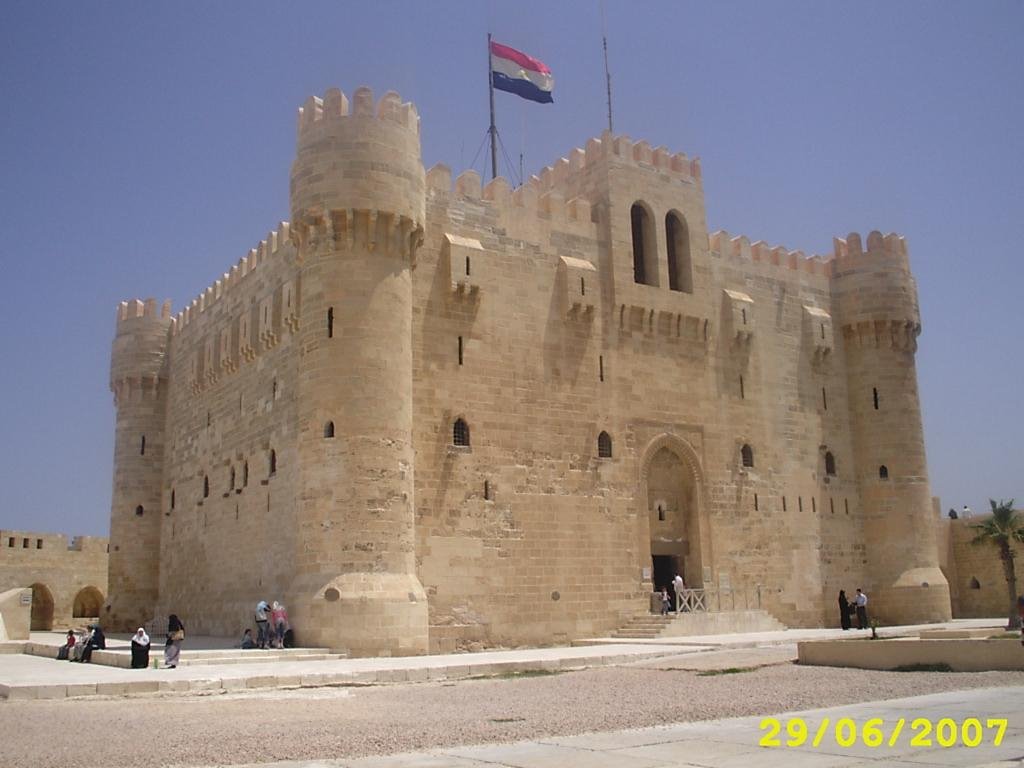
971, 499, 1024, 629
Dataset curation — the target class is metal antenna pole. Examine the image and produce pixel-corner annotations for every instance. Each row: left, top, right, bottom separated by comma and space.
601, 1, 613, 132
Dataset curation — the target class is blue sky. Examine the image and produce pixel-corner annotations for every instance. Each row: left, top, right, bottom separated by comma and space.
1, 2, 1020, 536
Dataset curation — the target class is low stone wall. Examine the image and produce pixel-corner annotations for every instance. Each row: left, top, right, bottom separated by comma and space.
798, 637, 1024, 672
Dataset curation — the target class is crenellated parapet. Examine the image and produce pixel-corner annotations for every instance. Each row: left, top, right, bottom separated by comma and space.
173, 222, 294, 333
110, 298, 173, 406
710, 230, 832, 279
830, 230, 920, 351
291, 86, 425, 242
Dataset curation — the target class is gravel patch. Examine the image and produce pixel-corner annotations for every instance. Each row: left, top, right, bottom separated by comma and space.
1, 662, 1021, 768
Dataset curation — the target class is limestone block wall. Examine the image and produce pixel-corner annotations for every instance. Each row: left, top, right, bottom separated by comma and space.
939, 514, 1024, 619
0, 531, 108, 630
155, 226, 301, 637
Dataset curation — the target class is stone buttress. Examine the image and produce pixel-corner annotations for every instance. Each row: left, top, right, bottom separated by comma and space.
288, 87, 428, 654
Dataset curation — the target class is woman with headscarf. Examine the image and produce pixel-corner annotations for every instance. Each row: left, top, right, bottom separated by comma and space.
271, 601, 289, 649
164, 614, 185, 668
131, 627, 151, 668
838, 590, 851, 630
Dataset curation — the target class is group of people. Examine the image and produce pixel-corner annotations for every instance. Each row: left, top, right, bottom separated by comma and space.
838, 588, 869, 629
57, 624, 106, 663
659, 573, 689, 615
246, 599, 290, 649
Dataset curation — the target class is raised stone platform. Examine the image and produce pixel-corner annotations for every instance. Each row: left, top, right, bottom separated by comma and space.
798, 633, 1023, 671
611, 609, 786, 639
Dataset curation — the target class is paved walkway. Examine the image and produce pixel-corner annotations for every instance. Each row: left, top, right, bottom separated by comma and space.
0, 618, 1005, 700
223, 686, 1024, 767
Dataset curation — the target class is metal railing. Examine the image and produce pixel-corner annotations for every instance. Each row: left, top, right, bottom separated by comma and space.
673, 585, 763, 614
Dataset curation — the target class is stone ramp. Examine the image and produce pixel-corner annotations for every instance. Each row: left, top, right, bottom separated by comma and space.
611, 609, 785, 639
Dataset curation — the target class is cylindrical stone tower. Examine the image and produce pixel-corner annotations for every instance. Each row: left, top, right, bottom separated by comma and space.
832, 231, 951, 624
107, 298, 172, 630
288, 86, 428, 655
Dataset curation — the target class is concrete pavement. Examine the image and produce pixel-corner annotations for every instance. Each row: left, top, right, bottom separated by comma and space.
223, 685, 1024, 767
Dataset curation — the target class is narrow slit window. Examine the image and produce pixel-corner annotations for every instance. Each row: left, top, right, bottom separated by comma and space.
844, 498, 850, 514
465, 255, 471, 276
243, 462, 249, 487
798, 496, 803, 512
873, 387, 879, 410
825, 452, 836, 477
741, 308, 747, 325
203, 476, 209, 498
458, 336, 464, 366
483, 480, 491, 501
170, 489, 175, 510
140, 435, 146, 455
812, 497, 817, 513
269, 449, 277, 476
599, 355, 604, 382
453, 418, 470, 447
822, 387, 828, 411
754, 493, 759, 511
741, 444, 754, 468
327, 307, 334, 338
782, 496, 787, 512
830, 497, 835, 514
739, 375, 745, 400
598, 431, 613, 458
229, 467, 236, 490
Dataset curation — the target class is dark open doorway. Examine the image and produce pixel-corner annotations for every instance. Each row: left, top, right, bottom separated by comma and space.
652, 555, 680, 595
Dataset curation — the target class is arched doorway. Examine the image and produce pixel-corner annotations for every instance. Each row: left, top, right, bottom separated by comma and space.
30, 583, 54, 631
641, 436, 706, 595
72, 586, 104, 618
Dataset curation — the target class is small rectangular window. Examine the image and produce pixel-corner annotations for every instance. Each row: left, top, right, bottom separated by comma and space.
7, 537, 14, 548
36, 539, 42, 549
23, 538, 29, 548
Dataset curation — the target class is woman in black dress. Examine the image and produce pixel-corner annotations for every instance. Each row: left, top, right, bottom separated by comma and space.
131, 627, 151, 668
838, 590, 851, 630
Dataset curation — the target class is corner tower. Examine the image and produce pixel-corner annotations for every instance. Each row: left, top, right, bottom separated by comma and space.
107, 298, 172, 630
288, 87, 428, 655
832, 231, 951, 623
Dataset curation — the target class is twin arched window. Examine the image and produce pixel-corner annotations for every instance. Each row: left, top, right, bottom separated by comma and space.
630, 203, 693, 292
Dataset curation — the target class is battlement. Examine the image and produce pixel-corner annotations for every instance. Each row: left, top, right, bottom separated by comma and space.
115, 298, 172, 325
296, 86, 420, 141
173, 222, 293, 332
426, 163, 596, 236
830, 231, 909, 274
709, 229, 909, 281
710, 230, 831, 277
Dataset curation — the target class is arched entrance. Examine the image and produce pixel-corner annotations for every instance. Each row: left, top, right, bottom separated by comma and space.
641, 435, 707, 594
29, 583, 54, 631
72, 586, 104, 618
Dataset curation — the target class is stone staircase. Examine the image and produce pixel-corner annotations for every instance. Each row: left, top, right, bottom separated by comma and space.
612, 609, 786, 640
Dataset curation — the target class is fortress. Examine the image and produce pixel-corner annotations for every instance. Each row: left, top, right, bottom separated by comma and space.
106, 85, 952, 655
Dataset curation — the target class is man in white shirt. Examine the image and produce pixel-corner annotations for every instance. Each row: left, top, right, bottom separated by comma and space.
855, 588, 868, 629
672, 573, 686, 613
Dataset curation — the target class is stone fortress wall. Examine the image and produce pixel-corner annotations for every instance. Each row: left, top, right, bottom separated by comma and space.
106, 84, 955, 654
0, 531, 108, 630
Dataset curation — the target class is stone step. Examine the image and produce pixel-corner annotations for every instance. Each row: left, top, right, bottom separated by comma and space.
178, 652, 345, 666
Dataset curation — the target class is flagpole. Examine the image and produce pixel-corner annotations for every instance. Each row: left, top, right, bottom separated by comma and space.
601, 1, 614, 132
487, 32, 498, 181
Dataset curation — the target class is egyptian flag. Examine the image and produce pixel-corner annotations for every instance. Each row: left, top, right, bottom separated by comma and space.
490, 40, 554, 104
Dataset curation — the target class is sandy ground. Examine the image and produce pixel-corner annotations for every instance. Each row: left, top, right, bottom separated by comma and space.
2, 651, 1021, 768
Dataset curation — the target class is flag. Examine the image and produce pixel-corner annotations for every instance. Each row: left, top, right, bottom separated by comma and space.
490, 40, 554, 104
